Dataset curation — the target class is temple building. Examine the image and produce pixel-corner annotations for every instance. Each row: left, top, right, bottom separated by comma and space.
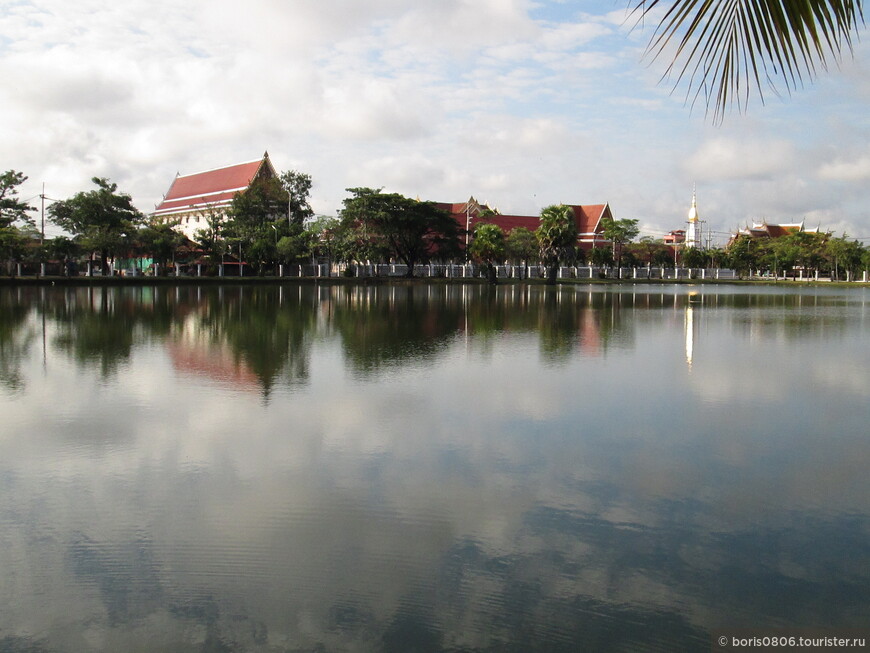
434, 197, 613, 251
730, 220, 821, 242
685, 189, 701, 249
152, 152, 277, 240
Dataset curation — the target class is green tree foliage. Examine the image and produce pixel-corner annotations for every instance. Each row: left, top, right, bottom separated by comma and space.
826, 234, 864, 280
0, 171, 36, 271
589, 246, 615, 267
0, 170, 35, 229
137, 220, 189, 273
340, 188, 460, 277
635, 0, 866, 121
226, 176, 290, 274
48, 177, 143, 275
280, 170, 315, 228
194, 206, 228, 271
506, 226, 540, 279
725, 236, 760, 278
536, 204, 578, 284
302, 215, 348, 265
469, 223, 506, 284
681, 246, 707, 269
600, 216, 640, 267
44, 236, 81, 275
505, 227, 538, 263
632, 236, 672, 267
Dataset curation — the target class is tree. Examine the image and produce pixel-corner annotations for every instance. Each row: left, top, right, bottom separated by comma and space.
48, 177, 143, 275
726, 236, 761, 278
633, 236, 672, 267
303, 215, 350, 265
681, 246, 707, 269
226, 176, 291, 275
469, 223, 506, 284
44, 236, 81, 276
826, 234, 864, 281
137, 220, 189, 273
589, 246, 615, 267
634, 0, 865, 121
0, 170, 36, 273
340, 188, 460, 277
194, 206, 228, 271
0, 170, 35, 230
600, 216, 640, 268
280, 170, 315, 228
505, 226, 539, 279
536, 204, 578, 285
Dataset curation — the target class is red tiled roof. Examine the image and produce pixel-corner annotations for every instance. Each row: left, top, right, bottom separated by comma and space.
436, 201, 611, 236
471, 213, 539, 234
153, 155, 274, 217
569, 204, 609, 236
764, 224, 801, 238
435, 199, 612, 250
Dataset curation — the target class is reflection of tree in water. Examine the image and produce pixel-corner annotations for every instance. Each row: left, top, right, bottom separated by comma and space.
178, 285, 318, 397
51, 287, 139, 379
35, 285, 318, 396
331, 284, 463, 377
461, 286, 636, 363
0, 289, 35, 392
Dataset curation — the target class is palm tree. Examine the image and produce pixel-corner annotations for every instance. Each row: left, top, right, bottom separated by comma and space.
635, 0, 864, 121
536, 204, 578, 285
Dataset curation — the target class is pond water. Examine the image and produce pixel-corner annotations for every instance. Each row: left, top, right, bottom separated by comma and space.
1, 283, 868, 652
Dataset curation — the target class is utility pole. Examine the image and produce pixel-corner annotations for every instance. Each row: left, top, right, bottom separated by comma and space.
40, 183, 45, 245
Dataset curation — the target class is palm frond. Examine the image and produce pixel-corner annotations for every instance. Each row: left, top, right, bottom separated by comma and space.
634, 0, 864, 121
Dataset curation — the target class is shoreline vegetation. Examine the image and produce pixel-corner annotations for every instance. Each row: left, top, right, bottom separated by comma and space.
2, 275, 868, 288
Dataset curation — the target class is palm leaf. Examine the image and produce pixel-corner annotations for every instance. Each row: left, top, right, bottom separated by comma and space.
634, 0, 864, 121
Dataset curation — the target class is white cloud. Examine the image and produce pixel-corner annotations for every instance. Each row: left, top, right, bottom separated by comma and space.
684, 137, 799, 181
0, 0, 867, 239
818, 154, 870, 181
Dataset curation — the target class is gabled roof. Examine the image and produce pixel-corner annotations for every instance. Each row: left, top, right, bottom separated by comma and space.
569, 204, 610, 237
435, 199, 611, 240
153, 153, 275, 218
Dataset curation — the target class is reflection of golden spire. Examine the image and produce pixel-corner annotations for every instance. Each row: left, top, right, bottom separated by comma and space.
685, 304, 694, 369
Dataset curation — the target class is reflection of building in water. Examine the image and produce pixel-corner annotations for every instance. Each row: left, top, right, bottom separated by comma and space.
684, 293, 702, 369
167, 316, 259, 391
685, 304, 695, 368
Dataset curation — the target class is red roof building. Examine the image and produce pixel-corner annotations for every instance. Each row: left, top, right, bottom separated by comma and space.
729, 220, 822, 245
152, 152, 277, 239
434, 197, 612, 251
663, 229, 686, 245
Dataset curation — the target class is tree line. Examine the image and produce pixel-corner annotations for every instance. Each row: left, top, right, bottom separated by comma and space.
2, 168, 869, 282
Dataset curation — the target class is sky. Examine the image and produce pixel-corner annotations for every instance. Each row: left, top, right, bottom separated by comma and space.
2, 0, 869, 246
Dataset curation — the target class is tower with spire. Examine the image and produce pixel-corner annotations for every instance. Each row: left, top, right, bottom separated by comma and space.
686, 187, 701, 249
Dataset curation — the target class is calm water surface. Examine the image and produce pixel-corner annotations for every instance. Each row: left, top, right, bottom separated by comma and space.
1, 283, 868, 652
